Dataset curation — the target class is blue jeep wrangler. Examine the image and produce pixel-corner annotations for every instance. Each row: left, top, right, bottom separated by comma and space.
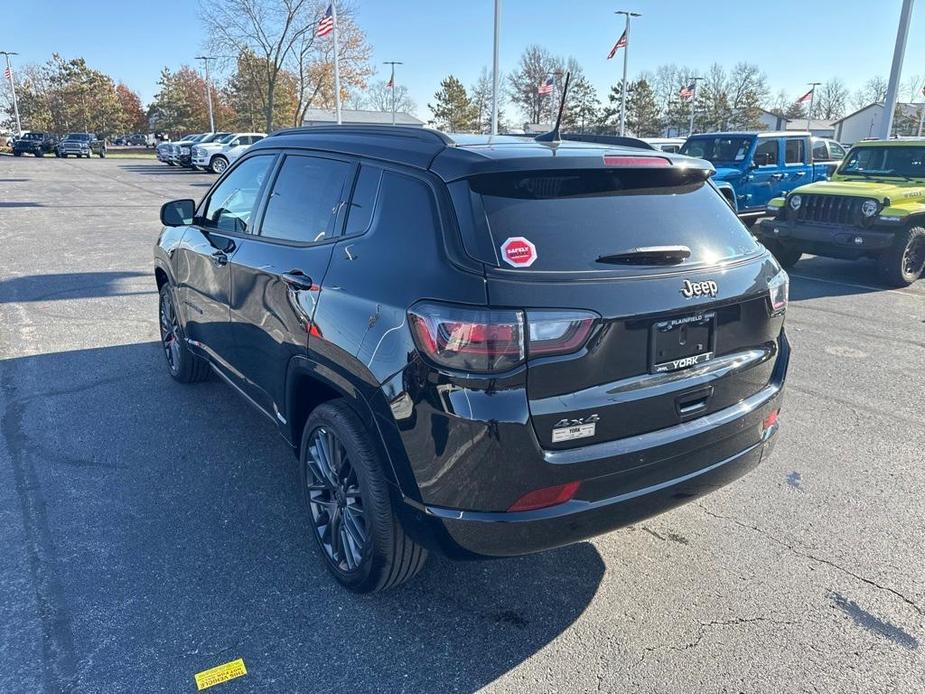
681, 131, 829, 226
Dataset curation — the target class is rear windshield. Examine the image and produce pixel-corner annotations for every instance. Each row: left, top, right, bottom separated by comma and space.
469, 169, 760, 272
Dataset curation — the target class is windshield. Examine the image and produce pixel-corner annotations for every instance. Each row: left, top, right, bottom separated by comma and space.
24, 133, 44, 140
838, 146, 925, 178
680, 137, 753, 165
201, 132, 231, 143
215, 134, 236, 144
64, 133, 90, 141
470, 169, 760, 272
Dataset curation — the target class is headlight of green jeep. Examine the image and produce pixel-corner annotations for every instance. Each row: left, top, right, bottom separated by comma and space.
789, 195, 802, 210
861, 199, 879, 218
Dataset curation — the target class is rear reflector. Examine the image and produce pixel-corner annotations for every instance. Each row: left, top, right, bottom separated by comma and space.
762, 409, 780, 430
603, 154, 671, 167
508, 481, 581, 512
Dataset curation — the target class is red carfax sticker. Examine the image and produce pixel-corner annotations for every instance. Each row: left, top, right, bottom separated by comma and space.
500, 237, 537, 267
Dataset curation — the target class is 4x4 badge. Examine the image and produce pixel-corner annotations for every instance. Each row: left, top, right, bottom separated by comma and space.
681, 279, 718, 298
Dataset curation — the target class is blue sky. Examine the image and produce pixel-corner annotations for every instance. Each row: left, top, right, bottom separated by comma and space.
6, 0, 925, 120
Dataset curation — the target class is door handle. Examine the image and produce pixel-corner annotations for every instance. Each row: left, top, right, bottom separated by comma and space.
282, 270, 315, 291
770, 173, 785, 181
211, 250, 228, 266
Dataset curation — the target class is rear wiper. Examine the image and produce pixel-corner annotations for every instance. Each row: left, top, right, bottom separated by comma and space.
596, 245, 691, 265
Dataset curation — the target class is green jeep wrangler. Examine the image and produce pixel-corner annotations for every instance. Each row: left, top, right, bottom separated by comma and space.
759, 139, 925, 286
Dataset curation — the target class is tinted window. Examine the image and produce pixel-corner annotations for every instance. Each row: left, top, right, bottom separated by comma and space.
471, 169, 759, 272
785, 139, 805, 164
679, 137, 751, 164
344, 165, 383, 236
202, 155, 274, 234
830, 142, 846, 159
754, 139, 780, 167
260, 155, 352, 243
812, 141, 827, 160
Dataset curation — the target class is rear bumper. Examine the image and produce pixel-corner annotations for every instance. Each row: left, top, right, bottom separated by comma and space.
430, 425, 776, 557
402, 330, 790, 559
758, 218, 895, 254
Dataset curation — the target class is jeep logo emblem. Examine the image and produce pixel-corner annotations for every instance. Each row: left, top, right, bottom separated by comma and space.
681, 279, 718, 298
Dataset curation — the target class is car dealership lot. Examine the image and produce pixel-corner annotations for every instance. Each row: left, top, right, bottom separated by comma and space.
0, 157, 923, 693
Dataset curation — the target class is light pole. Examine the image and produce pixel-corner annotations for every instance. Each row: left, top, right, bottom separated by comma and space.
383, 61, 403, 125
491, 0, 501, 135
615, 10, 640, 136
195, 55, 216, 132
880, 0, 916, 139
687, 76, 703, 137
805, 82, 821, 132
0, 51, 22, 135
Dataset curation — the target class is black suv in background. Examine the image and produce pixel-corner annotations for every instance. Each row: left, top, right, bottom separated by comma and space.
155, 126, 790, 592
12, 132, 58, 157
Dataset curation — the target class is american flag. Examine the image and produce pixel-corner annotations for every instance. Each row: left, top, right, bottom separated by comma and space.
797, 88, 814, 103
679, 82, 696, 101
386, 76, 394, 89
921, 83, 925, 97
607, 31, 627, 60
537, 76, 554, 96
317, 4, 334, 37
3, 66, 11, 81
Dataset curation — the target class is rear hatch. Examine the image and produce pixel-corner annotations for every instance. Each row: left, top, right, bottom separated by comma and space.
455, 164, 785, 450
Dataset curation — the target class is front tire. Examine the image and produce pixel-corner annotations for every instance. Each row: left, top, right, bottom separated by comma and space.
300, 401, 427, 593
158, 285, 210, 383
763, 239, 802, 269
879, 226, 925, 287
210, 155, 228, 174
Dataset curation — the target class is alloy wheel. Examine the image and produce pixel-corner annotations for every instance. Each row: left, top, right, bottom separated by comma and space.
159, 291, 181, 373
305, 427, 368, 572
213, 158, 227, 174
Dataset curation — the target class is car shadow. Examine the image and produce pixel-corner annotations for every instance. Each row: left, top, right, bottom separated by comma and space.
117, 164, 210, 176
0, 271, 152, 303
1, 341, 605, 693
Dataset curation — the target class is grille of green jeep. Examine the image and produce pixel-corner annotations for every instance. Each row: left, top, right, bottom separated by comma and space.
794, 195, 864, 225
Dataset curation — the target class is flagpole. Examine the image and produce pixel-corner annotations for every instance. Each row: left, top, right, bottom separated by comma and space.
1, 51, 21, 135
805, 82, 820, 132
331, 1, 342, 125
615, 11, 640, 137
687, 76, 702, 137
491, 0, 501, 135
383, 61, 402, 125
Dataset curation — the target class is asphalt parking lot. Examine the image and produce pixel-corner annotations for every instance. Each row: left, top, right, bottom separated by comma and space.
1, 156, 923, 694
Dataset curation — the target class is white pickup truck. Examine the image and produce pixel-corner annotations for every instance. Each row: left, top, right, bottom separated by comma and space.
191, 132, 266, 173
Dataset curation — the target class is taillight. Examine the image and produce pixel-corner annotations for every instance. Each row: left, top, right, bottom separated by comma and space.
603, 154, 671, 167
768, 269, 789, 314
526, 311, 597, 356
408, 303, 525, 372
408, 303, 598, 373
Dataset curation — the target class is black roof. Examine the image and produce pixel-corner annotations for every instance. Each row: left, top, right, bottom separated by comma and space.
253, 125, 713, 182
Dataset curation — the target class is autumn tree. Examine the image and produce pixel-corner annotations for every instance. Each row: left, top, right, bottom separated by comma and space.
428, 75, 476, 132
116, 83, 148, 132
148, 66, 233, 134
224, 49, 297, 131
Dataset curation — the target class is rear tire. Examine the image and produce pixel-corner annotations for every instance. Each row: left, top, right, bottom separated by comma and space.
13, 151, 21, 157
300, 400, 427, 593
158, 285, 210, 383
879, 226, 925, 287
763, 239, 802, 269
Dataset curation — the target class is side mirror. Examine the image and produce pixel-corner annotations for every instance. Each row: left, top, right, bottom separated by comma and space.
160, 199, 195, 227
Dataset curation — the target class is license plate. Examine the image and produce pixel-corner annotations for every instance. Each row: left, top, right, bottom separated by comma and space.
650, 312, 715, 374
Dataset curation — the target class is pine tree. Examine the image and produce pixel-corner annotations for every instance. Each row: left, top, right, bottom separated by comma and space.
627, 79, 661, 136
428, 75, 477, 132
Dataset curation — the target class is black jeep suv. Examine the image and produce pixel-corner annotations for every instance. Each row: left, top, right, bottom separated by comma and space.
154, 126, 790, 592
12, 131, 58, 157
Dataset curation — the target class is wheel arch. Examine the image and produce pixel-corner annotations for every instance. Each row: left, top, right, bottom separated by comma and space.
284, 355, 419, 502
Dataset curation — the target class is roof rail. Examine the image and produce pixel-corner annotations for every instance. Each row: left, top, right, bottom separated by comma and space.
270, 124, 455, 145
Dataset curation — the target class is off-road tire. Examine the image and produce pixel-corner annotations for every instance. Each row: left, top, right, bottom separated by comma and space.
763, 239, 802, 269
300, 400, 428, 593
878, 226, 925, 287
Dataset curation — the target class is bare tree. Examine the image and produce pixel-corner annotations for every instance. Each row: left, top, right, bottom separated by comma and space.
851, 76, 888, 110
470, 67, 495, 134
507, 45, 562, 125
813, 78, 848, 119
364, 79, 415, 115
